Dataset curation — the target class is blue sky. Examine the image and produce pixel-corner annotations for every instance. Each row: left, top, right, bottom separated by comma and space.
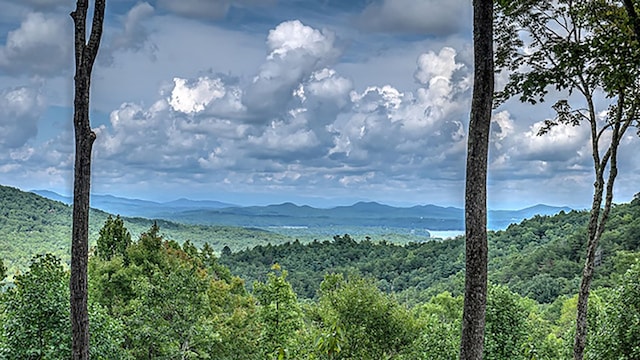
0, 0, 638, 209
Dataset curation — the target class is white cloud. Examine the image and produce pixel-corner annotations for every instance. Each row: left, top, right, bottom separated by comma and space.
414, 47, 462, 85
169, 77, 227, 114
327, 47, 471, 180
0, 12, 71, 76
243, 20, 341, 118
519, 119, 590, 162
490, 111, 514, 150
101, 2, 156, 65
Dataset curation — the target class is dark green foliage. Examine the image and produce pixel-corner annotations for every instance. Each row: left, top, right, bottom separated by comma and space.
220, 200, 640, 305
222, 234, 465, 299
484, 285, 529, 360
97, 215, 131, 261
0, 259, 5, 282
4, 185, 640, 358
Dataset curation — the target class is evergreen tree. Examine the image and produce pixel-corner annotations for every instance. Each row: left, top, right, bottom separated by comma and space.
96, 215, 132, 261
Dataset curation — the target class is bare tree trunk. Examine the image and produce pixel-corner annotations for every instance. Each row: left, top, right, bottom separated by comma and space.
460, 0, 493, 359
70, 1, 105, 359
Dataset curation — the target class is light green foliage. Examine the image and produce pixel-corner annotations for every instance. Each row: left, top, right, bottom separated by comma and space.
551, 292, 605, 359
1, 254, 71, 359
315, 273, 419, 359
89, 222, 261, 359
0, 254, 126, 359
97, 215, 131, 261
588, 260, 640, 359
409, 291, 462, 359
253, 264, 303, 359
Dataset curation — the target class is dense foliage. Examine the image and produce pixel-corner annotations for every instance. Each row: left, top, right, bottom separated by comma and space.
1, 186, 640, 358
222, 199, 640, 305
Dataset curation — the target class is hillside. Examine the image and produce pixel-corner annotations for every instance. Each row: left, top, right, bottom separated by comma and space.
0, 185, 291, 277
221, 199, 640, 303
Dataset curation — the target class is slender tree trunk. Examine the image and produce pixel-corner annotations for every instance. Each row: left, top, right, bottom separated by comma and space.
573, 96, 633, 360
70, 1, 105, 359
460, 0, 493, 359
623, 0, 640, 41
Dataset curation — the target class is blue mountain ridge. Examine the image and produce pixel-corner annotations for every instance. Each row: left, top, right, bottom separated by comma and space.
31, 190, 572, 231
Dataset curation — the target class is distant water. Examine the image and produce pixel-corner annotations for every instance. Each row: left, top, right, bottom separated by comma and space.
427, 230, 465, 239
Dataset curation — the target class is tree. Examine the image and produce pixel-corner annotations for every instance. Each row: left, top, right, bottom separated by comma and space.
623, 0, 640, 41
483, 285, 528, 360
2, 254, 128, 359
460, 0, 494, 359
315, 273, 419, 359
96, 215, 132, 261
588, 261, 640, 359
253, 264, 303, 359
494, 1, 640, 358
0, 257, 5, 282
3, 254, 71, 359
70, 0, 106, 358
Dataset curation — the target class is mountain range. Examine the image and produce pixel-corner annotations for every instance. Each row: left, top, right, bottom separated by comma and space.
31, 190, 572, 231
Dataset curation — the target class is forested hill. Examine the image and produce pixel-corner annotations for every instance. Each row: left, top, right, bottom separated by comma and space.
0, 185, 292, 276
221, 198, 640, 303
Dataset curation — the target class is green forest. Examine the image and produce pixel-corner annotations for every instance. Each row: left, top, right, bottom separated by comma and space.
1, 186, 640, 359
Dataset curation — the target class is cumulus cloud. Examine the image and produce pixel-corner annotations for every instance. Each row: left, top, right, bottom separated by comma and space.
487, 109, 594, 183
169, 77, 227, 114
357, 0, 471, 35
0, 85, 44, 149
243, 20, 341, 119
5, 19, 474, 204
101, 2, 157, 65
0, 12, 72, 76
518, 119, 590, 163
89, 30, 474, 197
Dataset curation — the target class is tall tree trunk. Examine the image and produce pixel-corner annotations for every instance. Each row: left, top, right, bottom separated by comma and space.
460, 0, 493, 359
70, 1, 105, 359
573, 95, 633, 360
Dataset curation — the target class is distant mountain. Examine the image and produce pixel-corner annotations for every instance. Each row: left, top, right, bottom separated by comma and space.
31, 189, 572, 231
488, 204, 573, 229
161, 201, 571, 231
31, 190, 236, 218
31, 190, 73, 204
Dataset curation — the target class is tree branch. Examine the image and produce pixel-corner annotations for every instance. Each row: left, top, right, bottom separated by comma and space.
623, 0, 640, 41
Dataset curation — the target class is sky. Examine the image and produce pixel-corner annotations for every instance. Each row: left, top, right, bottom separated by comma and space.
0, 0, 638, 209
